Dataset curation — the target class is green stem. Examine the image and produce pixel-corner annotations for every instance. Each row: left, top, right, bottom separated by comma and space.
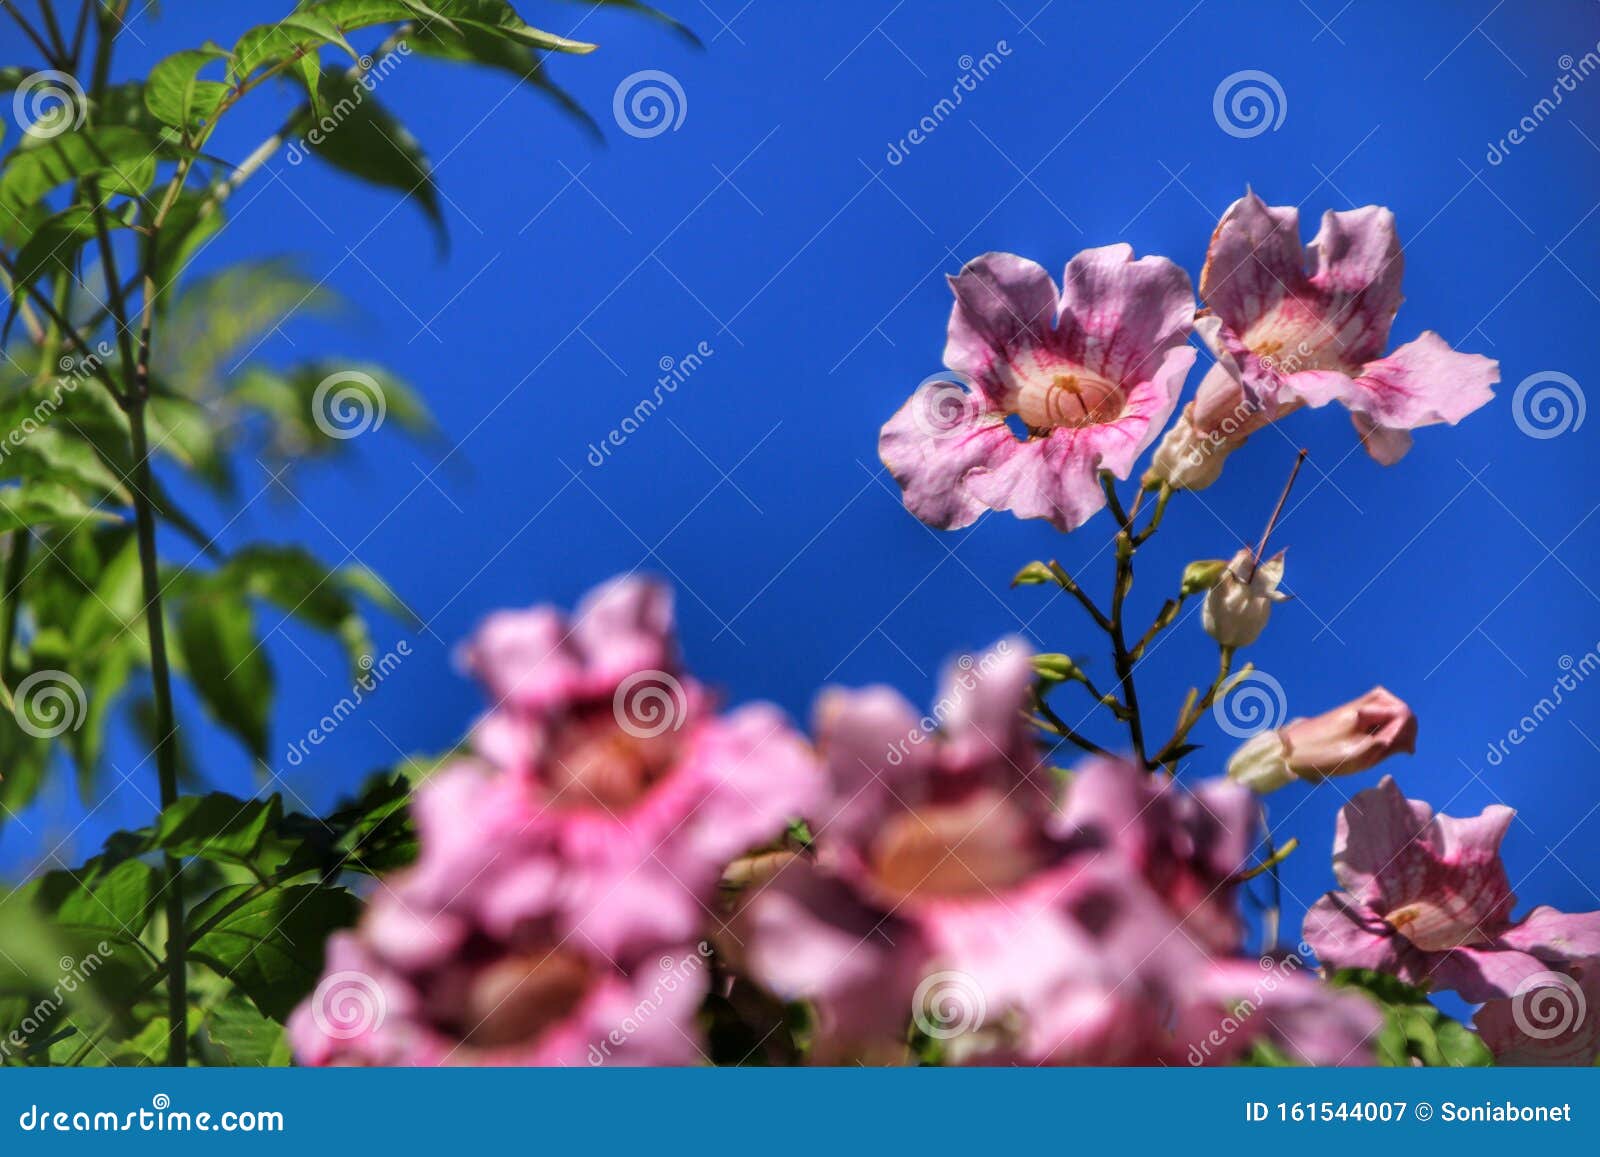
1101, 474, 1147, 766
0, 531, 29, 687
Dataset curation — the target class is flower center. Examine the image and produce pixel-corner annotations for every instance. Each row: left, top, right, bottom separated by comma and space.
1014, 370, 1125, 431
1384, 898, 1493, 952
463, 949, 592, 1049
544, 710, 678, 812
870, 792, 1043, 899
1241, 300, 1355, 375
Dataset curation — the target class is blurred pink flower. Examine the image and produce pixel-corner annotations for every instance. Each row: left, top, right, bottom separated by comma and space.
734, 648, 1377, 1065
880, 246, 1196, 531
288, 893, 710, 1067
1304, 777, 1600, 1001
1475, 962, 1600, 1066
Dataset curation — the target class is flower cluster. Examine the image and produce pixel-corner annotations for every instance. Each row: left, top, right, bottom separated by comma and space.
293, 191, 1598, 1067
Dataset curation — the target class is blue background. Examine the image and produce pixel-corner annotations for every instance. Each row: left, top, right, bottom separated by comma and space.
3, 0, 1598, 978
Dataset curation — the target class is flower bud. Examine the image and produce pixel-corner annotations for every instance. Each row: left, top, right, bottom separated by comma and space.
1011, 561, 1054, 588
1031, 653, 1082, 684
1227, 687, 1417, 793
1202, 548, 1287, 648
1180, 558, 1229, 597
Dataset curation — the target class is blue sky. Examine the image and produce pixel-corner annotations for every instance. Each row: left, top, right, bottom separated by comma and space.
4, 0, 1599, 958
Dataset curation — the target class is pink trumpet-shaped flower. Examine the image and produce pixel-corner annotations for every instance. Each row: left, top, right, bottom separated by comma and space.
881, 246, 1196, 531
1304, 777, 1600, 1002
1228, 686, 1417, 794
1474, 962, 1600, 1066
734, 647, 1378, 1065
1147, 192, 1497, 488
288, 893, 711, 1067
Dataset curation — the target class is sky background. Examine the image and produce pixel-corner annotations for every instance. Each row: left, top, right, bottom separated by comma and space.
3, 0, 1599, 973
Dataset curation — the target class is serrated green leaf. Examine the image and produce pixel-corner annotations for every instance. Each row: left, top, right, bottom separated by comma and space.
155, 792, 295, 874
189, 883, 359, 1020
1329, 968, 1493, 1067
201, 996, 291, 1065
0, 127, 170, 246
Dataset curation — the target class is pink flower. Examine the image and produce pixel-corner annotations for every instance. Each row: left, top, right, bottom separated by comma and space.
1148, 192, 1497, 488
1228, 686, 1417, 794
1475, 963, 1600, 1066
1304, 777, 1600, 1001
288, 893, 710, 1067
880, 246, 1197, 531
734, 649, 1377, 1065
411, 576, 821, 964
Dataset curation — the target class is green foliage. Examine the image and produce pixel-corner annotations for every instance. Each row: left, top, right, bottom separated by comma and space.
0, 0, 685, 1069
1330, 969, 1494, 1067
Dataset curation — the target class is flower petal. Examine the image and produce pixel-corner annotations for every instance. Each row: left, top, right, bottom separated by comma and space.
878, 382, 1021, 530
1200, 192, 1309, 338
1498, 905, 1600, 964
1304, 204, 1405, 365
1338, 331, 1500, 462
943, 252, 1059, 396
1055, 243, 1196, 386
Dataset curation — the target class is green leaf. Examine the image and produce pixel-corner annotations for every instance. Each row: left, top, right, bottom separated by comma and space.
231, 12, 358, 83
7, 203, 135, 308
0, 481, 121, 533
144, 45, 230, 130
407, 24, 601, 139
293, 74, 442, 243
231, 359, 436, 459
558, 0, 702, 46
201, 995, 291, 1065
154, 792, 295, 874
0, 126, 171, 245
1329, 969, 1493, 1067
189, 883, 359, 1020
174, 591, 273, 760
0, 424, 128, 503
146, 190, 223, 304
